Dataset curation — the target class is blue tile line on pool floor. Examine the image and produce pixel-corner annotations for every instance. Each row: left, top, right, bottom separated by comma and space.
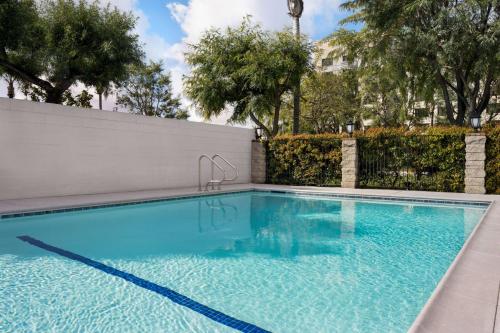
17, 235, 270, 333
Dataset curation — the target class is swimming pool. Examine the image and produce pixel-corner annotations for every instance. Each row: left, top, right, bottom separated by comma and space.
0, 190, 488, 333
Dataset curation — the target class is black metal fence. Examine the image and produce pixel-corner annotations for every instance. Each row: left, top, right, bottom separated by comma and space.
358, 135, 466, 192
265, 132, 467, 192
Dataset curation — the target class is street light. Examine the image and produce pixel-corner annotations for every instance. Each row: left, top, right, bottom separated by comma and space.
346, 121, 354, 137
287, 0, 304, 18
470, 115, 481, 132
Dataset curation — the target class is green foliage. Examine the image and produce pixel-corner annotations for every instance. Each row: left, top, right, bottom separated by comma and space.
357, 127, 468, 192
0, 0, 142, 104
300, 71, 362, 133
359, 57, 416, 127
18, 80, 93, 108
329, 29, 436, 128
62, 89, 93, 108
185, 18, 313, 137
485, 125, 500, 194
340, 0, 500, 125
116, 61, 188, 120
266, 127, 488, 193
267, 134, 343, 186
0, 0, 43, 77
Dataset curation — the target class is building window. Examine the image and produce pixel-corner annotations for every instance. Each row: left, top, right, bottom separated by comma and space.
414, 108, 428, 118
321, 58, 333, 67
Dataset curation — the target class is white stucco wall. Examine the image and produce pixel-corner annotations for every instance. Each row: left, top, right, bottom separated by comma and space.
0, 98, 254, 200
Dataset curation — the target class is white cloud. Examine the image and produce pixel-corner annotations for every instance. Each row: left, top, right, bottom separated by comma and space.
167, 0, 341, 43
168, 3, 189, 24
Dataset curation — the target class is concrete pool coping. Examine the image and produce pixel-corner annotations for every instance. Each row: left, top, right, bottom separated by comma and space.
1, 184, 499, 332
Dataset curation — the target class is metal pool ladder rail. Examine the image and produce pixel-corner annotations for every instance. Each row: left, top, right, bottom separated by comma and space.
198, 154, 239, 191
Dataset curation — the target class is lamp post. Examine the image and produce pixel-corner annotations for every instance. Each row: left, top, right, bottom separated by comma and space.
346, 121, 354, 137
470, 115, 481, 132
288, 0, 304, 135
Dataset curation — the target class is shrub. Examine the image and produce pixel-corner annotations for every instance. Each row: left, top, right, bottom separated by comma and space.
485, 125, 500, 194
266, 126, 499, 194
267, 134, 343, 186
357, 127, 468, 192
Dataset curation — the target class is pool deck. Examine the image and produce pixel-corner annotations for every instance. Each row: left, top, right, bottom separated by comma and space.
1, 184, 499, 333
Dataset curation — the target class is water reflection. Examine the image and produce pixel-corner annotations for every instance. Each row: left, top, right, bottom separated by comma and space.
207, 194, 356, 259
197, 198, 238, 233
2, 192, 479, 262
0, 193, 360, 260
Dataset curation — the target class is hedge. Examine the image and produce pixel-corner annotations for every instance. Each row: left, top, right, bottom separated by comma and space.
485, 126, 500, 194
266, 126, 498, 193
267, 134, 343, 186
357, 127, 468, 192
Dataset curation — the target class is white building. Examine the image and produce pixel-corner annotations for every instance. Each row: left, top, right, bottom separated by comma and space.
314, 40, 351, 73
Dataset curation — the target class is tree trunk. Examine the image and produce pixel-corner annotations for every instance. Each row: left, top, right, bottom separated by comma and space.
7, 79, 14, 99
99, 93, 103, 110
454, 74, 467, 125
45, 89, 65, 104
437, 78, 455, 124
272, 98, 282, 137
475, 67, 494, 117
293, 85, 300, 134
429, 102, 434, 126
249, 112, 272, 138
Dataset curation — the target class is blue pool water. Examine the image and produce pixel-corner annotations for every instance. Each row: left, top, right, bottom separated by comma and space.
0, 191, 487, 333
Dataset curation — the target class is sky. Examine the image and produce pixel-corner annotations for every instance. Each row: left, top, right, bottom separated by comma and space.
1, 0, 356, 123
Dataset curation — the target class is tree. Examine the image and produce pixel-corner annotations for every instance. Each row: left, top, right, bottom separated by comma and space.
2, 74, 15, 98
95, 82, 113, 110
342, 0, 500, 125
16, 80, 94, 108
0, 0, 142, 104
360, 68, 411, 127
116, 61, 188, 120
329, 28, 444, 127
300, 71, 362, 133
62, 89, 93, 108
184, 19, 313, 137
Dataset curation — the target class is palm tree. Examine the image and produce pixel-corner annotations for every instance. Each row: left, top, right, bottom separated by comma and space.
2, 74, 15, 98
95, 82, 113, 110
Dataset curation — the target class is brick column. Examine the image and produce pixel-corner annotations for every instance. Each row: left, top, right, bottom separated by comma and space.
465, 133, 486, 194
251, 140, 266, 184
341, 138, 359, 188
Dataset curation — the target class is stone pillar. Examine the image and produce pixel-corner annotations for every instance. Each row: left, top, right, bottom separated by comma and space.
465, 133, 486, 194
341, 138, 359, 188
251, 140, 266, 184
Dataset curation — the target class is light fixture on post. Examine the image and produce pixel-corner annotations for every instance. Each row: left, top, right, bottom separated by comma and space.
346, 121, 354, 137
255, 127, 264, 140
287, 0, 304, 18
470, 115, 481, 132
